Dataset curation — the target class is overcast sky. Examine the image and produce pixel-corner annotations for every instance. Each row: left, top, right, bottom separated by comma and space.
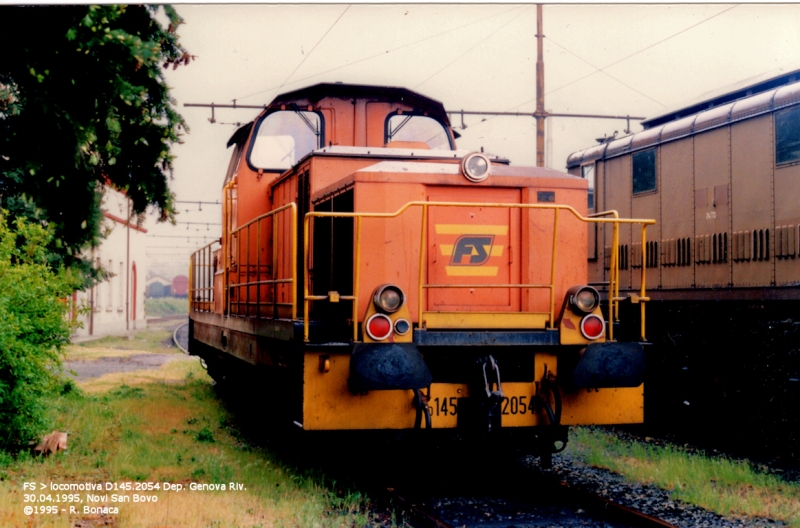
146, 3, 800, 277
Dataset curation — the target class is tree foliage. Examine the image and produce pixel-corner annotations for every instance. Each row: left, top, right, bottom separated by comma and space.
0, 5, 190, 272
0, 215, 82, 448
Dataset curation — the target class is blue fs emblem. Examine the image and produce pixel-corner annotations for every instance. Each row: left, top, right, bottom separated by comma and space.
450, 235, 495, 266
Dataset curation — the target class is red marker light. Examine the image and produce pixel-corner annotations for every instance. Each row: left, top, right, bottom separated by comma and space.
366, 314, 393, 341
580, 314, 605, 340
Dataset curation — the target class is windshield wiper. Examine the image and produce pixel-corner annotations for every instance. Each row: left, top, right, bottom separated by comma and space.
289, 103, 321, 141
388, 115, 413, 141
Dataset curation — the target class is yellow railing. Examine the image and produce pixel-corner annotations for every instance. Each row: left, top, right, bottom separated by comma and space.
226, 203, 298, 319
189, 240, 220, 313
303, 201, 655, 343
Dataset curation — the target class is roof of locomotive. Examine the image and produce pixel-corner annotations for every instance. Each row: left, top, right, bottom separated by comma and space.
567, 75, 800, 169
226, 83, 453, 148
269, 83, 451, 125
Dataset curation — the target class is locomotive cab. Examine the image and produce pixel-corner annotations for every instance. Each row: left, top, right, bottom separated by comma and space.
189, 83, 653, 458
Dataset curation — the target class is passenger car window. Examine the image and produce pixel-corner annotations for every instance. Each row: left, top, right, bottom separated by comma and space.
776, 105, 800, 165
386, 114, 452, 150
632, 148, 656, 194
249, 110, 321, 170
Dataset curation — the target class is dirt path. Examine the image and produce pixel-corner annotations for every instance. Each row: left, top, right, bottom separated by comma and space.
66, 318, 190, 382
66, 354, 182, 381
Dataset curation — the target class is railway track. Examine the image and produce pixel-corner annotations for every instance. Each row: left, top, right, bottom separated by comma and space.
372, 470, 680, 528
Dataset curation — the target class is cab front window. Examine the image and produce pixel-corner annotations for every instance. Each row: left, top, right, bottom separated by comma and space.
385, 113, 453, 150
248, 110, 322, 171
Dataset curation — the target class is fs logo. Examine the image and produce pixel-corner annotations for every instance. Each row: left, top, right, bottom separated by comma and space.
435, 224, 507, 277
450, 235, 494, 266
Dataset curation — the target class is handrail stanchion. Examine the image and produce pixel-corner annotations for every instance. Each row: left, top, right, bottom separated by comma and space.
290, 203, 297, 320
640, 224, 649, 341
418, 204, 428, 330
303, 214, 311, 341
189, 253, 194, 312
272, 215, 278, 318
549, 208, 560, 328
352, 216, 362, 342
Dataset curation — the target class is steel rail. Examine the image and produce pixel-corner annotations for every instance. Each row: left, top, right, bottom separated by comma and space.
384, 487, 455, 528
556, 480, 680, 528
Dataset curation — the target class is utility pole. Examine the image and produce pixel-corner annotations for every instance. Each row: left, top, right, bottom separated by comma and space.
535, 4, 545, 167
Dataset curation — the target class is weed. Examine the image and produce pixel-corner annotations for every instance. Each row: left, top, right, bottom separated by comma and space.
196, 426, 215, 443
60, 379, 79, 395
110, 385, 145, 399
572, 427, 800, 525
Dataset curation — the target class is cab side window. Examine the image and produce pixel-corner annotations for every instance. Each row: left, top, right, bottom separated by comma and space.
582, 164, 595, 209
249, 110, 323, 171
632, 148, 657, 194
776, 105, 800, 165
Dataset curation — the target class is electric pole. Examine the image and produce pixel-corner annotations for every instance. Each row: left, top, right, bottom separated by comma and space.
536, 4, 545, 167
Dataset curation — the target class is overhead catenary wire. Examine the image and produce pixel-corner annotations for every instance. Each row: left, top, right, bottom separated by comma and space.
232, 5, 525, 103
414, 6, 531, 89
267, 5, 351, 104
462, 4, 739, 134
545, 4, 738, 99
544, 36, 665, 107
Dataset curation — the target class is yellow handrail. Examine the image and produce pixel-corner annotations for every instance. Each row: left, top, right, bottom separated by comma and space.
189, 239, 220, 313
227, 202, 298, 319
303, 201, 654, 343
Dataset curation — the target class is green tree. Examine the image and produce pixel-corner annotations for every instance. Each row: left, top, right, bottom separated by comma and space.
0, 215, 82, 448
0, 5, 190, 274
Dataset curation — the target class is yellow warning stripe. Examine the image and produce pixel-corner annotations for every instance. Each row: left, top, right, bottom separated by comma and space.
444, 266, 500, 276
435, 224, 509, 235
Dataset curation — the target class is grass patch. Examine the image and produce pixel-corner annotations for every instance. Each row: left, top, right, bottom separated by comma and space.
145, 296, 188, 317
73, 327, 178, 355
0, 351, 378, 527
571, 427, 800, 526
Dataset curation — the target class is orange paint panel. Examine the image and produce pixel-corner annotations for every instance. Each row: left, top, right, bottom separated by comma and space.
354, 182, 427, 322
426, 186, 520, 311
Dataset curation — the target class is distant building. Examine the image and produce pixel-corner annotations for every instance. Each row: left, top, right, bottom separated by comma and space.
72, 188, 147, 338
146, 275, 172, 298
172, 275, 189, 297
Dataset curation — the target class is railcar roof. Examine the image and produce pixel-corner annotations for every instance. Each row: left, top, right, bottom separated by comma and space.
567, 75, 800, 169
642, 67, 800, 130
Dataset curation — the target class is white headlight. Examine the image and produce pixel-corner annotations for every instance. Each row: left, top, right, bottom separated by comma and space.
461, 152, 491, 182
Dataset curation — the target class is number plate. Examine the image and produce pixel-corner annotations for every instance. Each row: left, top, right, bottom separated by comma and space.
427, 383, 540, 427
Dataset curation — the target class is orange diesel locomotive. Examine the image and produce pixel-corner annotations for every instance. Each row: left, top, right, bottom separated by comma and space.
189, 83, 653, 457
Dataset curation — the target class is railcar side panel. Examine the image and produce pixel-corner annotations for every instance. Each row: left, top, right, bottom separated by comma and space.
731, 115, 775, 287
631, 150, 661, 291
693, 127, 732, 288
603, 156, 633, 290
773, 118, 800, 287
659, 139, 695, 289
588, 161, 605, 285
